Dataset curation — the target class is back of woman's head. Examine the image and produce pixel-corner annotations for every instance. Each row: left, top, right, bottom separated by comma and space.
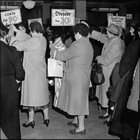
29, 22, 44, 33
73, 23, 90, 37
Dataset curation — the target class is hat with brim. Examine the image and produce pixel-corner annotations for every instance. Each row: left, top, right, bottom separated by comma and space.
106, 24, 119, 36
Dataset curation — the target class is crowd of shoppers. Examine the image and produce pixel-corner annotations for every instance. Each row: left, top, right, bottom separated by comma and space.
1, 15, 140, 139
108, 22, 140, 140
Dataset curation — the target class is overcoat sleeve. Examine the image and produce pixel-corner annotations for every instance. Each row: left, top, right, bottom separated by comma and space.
97, 38, 122, 66
55, 42, 79, 61
90, 30, 108, 44
13, 38, 39, 52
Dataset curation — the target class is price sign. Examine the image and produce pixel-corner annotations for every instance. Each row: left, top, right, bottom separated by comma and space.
51, 9, 75, 26
1, 9, 22, 26
108, 15, 126, 28
28, 18, 43, 26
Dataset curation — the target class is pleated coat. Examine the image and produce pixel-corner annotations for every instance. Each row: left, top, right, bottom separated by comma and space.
55, 37, 93, 115
14, 34, 49, 107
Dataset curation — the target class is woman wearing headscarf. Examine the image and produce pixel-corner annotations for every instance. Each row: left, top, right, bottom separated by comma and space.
50, 23, 93, 135
0, 21, 25, 139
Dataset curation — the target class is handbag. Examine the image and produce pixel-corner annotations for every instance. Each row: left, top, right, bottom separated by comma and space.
90, 62, 105, 85
48, 58, 64, 78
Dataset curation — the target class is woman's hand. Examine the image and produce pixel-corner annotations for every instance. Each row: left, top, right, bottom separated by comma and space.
9, 24, 18, 32
50, 46, 57, 58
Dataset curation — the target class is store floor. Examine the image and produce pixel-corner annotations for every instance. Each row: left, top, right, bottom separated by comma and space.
20, 95, 119, 139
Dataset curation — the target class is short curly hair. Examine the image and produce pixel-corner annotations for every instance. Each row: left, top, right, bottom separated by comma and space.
29, 22, 44, 33
72, 23, 90, 37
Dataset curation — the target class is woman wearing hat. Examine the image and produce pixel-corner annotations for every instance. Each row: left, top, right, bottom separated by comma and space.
90, 24, 125, 119
0, 21, 25, 139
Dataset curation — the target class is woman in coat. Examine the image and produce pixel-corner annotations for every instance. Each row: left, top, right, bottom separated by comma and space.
50, 23, 93, 135
0, 21, 25, 139
90, 24, 125, 118
108, 23, 140, 139
13, 22, 50, 128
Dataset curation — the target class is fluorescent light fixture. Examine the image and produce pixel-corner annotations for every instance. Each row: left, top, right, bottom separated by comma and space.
99, 8, 119, 12
0, 6, 21, 10
23, 0, 36, 9
91, 7, 119, 12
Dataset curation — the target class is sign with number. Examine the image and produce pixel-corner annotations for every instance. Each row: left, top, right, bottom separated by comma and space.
51, 9, 75, 26
108, 15, 126, 28
28, 18, 43, 26
1, 9, 22, 26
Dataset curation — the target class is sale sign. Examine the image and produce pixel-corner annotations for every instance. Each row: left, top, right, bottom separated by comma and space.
108, 15, 126, 28
51, 9, 75, 26
28, 18, 43, 26
1, 9, 22, 26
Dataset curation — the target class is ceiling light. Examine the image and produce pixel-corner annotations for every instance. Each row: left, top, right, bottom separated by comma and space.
91, 7, 119, 12
23, 0, 36, 9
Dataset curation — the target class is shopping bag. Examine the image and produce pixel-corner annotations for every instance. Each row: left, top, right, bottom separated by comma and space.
48, 58, 64, 77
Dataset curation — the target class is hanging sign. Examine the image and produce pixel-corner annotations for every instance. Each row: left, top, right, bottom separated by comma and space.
28, 18, 43, 26
1, 9, 22, 26
51, 9, 75, 26
108, 15, 126, 28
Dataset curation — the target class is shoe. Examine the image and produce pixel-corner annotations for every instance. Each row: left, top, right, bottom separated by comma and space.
103, 120, 111, 127
43, 119, 50, 127
99, 115, 109, 119
67, 122, 78, 128
69, 129, 86, 135
23, 121, 35, 128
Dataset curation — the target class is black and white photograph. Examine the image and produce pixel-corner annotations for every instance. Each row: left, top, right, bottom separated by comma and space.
0, 0, 140, 139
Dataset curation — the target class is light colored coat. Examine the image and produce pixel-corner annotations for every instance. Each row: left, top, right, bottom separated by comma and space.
90, 30, 124, 108
9, 30, 30, 46
55, 37, 93, 115
14, 34, 49, 107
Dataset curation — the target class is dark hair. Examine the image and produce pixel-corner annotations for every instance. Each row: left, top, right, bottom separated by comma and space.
130, 23, 139, 40
73, 23, 90, 37
0, 19, 9, 38
29, 22, 44, 33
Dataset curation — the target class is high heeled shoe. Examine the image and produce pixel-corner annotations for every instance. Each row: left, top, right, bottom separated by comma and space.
43, 119, 50, 127
22, 120, 35, 128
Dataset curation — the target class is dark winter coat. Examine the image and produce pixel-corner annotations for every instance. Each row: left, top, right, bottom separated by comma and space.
109, 38, 140, 139
0, 41, 25, 139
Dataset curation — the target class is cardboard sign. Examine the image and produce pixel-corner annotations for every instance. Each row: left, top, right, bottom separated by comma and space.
1, 9, 22, 26
108, 15, 126, 28
28, 18, 43, 26
51, 9, 75, 26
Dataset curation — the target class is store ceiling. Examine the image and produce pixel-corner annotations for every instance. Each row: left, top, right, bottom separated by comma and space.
0, 0, 140, 8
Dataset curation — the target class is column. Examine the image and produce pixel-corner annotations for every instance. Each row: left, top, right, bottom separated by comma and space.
73, 0, 86, 21
42, 3, 50, 24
